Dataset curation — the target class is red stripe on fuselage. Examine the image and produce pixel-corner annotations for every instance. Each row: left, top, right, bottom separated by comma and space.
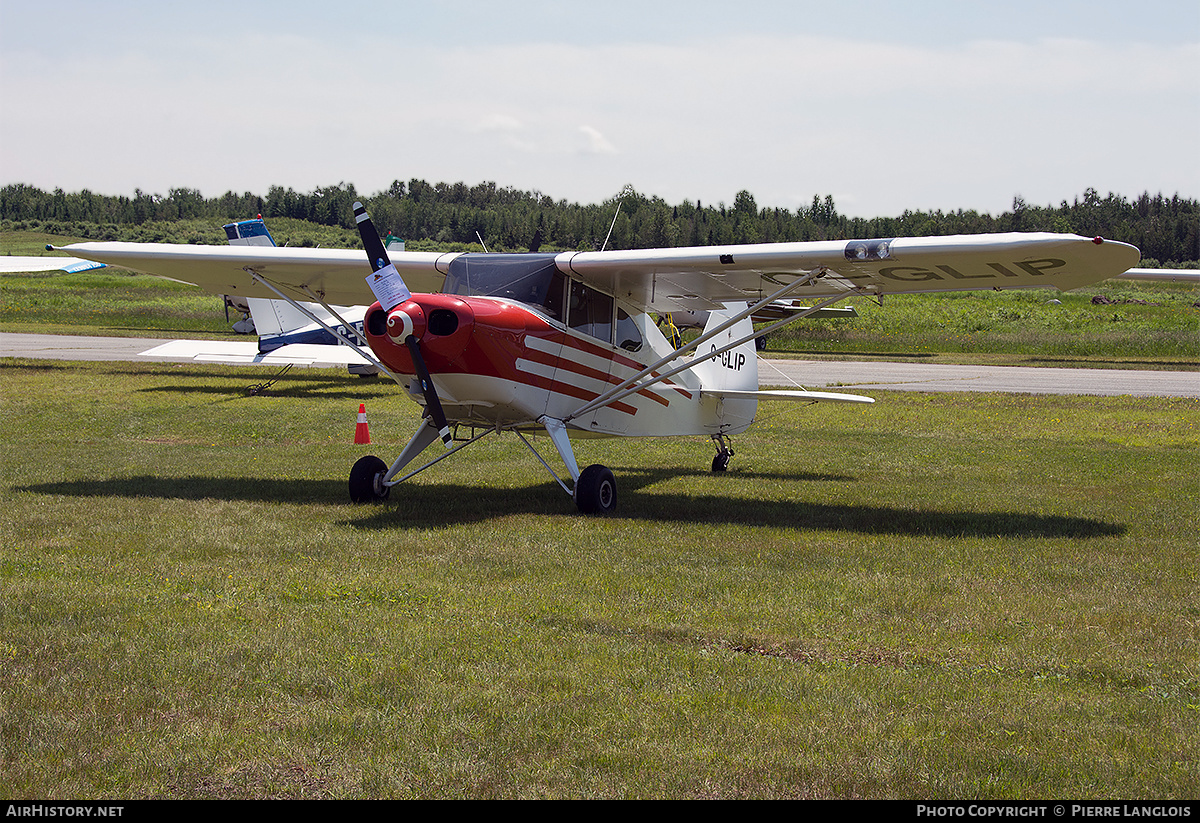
551, 326, 694, 404
366, 295, 691, 417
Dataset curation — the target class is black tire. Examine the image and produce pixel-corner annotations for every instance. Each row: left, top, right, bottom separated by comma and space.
349, 455, 390, 503
575, 464, 616, 515
712, 452, 730, 472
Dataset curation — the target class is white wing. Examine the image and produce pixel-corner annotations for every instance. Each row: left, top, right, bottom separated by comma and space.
51, 242, 450, 304
556, 233, 1141, 313
56, 232, 1140, 313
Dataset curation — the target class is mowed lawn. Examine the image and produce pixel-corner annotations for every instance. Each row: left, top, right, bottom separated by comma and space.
1, 359, 1196, 798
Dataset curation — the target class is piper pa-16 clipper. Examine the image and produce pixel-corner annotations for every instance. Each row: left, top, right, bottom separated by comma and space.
53, 206, 1140, 514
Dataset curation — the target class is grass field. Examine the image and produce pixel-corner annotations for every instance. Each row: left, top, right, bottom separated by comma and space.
769, 283, 1199, 366
1, 358, 1196, 798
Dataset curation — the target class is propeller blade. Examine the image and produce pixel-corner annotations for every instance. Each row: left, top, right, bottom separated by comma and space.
405, 335, 453, 447
354, 200, 450, 447
357, 200, 412, 308
353, 201, 391, 272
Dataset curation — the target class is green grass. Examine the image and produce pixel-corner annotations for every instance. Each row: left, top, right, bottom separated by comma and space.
1, 228, 232, 337
1, 359, 1196, 798
767, 280, 1199, 366
0, 270, 231, 337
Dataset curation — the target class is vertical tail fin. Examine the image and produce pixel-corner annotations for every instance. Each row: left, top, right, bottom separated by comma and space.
689, 304, 759, 434
689, 304, 759, 393
223, 216, 277, 247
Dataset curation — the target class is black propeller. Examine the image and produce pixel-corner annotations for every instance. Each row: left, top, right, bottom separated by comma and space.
354, 201, 452, 447
353, 200, 391, 274
404, 336, 452, 446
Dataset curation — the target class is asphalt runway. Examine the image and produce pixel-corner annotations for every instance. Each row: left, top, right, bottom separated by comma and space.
1, 333, 178, 362
2, 332, 1197, 398
758, 358, 1199, 398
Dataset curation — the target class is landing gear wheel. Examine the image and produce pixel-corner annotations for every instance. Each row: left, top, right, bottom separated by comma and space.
710, 433, 734, 473
349, 455, 390, 503
575, 464, 616, 515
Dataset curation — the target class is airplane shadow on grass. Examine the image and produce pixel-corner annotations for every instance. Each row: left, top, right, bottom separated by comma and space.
21, 466, 1126, 539
133, 375, 399, 402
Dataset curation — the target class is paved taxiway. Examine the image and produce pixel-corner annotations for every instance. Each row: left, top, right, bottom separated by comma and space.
2, 332, 1196, 398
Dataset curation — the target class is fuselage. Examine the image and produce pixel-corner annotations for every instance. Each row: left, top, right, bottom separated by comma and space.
364, 293, 733, 438
361, 251, 761, 438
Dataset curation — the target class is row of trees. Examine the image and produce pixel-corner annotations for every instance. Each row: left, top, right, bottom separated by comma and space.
3, 181, 1196, 264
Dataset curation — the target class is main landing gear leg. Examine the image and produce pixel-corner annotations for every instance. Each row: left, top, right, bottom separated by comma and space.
349, 417, 444, 503
711, 434, 734, 473
541, 417, 616, 515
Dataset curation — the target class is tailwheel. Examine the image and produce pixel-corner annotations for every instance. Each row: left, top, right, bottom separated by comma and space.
575, 464, 616, 515
349, 455, 390, 503
711, 434, 734, 472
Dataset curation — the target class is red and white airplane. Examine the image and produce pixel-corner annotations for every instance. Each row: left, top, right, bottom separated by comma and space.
53, 205, 1141, 513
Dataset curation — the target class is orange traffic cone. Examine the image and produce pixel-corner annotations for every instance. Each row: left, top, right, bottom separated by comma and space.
354, 403, 371, 444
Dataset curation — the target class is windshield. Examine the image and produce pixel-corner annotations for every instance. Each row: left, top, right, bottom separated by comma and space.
443, 253, 562, 312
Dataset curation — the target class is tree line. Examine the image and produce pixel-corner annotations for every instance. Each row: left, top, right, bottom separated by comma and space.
2, 181, 1196, 265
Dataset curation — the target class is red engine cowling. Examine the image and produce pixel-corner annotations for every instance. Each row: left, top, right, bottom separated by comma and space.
364, 294, 475, 373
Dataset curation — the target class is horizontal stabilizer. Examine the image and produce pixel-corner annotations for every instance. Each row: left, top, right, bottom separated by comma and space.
712, 389, 875, 404
140, 339, 373, 367
1116, 268, 1200, 283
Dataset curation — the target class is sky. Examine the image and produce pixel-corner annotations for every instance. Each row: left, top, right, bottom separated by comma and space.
1, 0, 1197, 219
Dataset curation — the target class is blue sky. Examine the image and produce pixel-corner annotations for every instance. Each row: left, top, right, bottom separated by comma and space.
2, 0, 1197, 218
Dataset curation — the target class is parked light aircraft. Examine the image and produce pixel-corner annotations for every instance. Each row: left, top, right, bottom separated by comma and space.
54, 207, 1141, 513
141, 216, 383, 375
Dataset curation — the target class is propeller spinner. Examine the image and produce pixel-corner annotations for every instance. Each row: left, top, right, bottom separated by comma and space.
354, 201, 452, 448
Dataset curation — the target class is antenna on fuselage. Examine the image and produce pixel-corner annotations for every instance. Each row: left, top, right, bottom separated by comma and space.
475, 231, 490, 253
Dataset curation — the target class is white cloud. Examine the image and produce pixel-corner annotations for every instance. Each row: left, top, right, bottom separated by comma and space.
578, 125, 617, 155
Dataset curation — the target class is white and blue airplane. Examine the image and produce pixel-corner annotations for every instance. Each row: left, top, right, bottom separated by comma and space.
138, 216, 385, 374
0, 255, 106, 274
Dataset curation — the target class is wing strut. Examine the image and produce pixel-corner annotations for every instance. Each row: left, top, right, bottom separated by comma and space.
243, 269, 400, 385
566, 270, 855, 421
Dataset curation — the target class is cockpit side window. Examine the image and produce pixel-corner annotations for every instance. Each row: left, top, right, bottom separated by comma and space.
568, 280, 613, 345
441, 253, 631, 348
615, 307, 643, 352
541, 269, 567, 319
